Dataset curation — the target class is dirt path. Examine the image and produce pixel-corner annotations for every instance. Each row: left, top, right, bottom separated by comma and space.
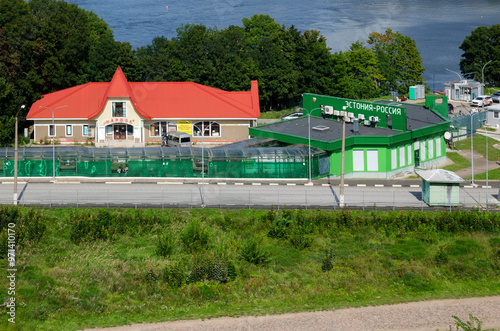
87, 296, 500, 331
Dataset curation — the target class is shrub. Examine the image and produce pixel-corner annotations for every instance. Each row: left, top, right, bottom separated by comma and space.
321, 248, 335, 272
240, 236, 270, 265
434, 245, 449, 265
450, 314, 482, 331
163, 261, 185, 289
267, 213, 291, 239
187, 253, 233, 284
180, 219, 210, 253
0, 206, 47, 256
69, 209, 114, 244
155, 232, 175, 257
289, 227, 314, 250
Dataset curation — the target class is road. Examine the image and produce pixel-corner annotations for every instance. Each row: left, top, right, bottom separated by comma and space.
0, 179, 497, 210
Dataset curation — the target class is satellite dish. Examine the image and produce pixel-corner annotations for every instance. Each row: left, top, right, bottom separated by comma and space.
444, 131, 452, 140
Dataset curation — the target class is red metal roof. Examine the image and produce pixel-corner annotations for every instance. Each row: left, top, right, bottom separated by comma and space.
27, 67, 260, 120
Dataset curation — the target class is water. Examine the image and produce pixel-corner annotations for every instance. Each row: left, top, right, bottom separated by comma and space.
67, 0, 499, 90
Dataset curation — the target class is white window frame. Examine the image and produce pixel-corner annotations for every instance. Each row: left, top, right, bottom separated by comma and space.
407, 144, 412, 165
420, 141, 426, 161
193, 121, 221, 137
399, 146, 405, 167
353, 150, 365, 171
366, 150, 378, 171
391, 148, 397, 169
428, 138, 434, 159
436, 137, 442, 157
112, 102, 126, 117
65, 125, 73, 137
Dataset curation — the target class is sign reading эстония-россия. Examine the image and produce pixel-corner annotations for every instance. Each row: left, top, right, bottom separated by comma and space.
303, 93, 406, 119
302, 93, 407, 131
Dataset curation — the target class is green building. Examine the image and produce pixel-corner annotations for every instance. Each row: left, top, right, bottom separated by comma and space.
249, 94, 450, 179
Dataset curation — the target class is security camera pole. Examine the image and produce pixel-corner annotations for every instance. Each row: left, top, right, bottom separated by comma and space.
14, 105, 25, 205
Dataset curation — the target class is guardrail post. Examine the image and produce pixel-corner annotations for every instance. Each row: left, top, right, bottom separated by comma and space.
305, 190, 308, 210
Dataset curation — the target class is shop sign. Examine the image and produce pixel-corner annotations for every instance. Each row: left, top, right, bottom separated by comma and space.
105, 118, 134, 124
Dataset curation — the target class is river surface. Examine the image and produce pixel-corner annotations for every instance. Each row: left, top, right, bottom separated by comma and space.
67, 0, 500, 90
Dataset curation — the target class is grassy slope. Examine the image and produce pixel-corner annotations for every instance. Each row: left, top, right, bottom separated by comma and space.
1, 207, 500, 331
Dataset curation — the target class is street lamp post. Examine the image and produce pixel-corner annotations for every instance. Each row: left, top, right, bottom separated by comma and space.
479, 60, 492, 207
339, 106, 347, 208
14, 105, 25, 205
39, 105, 67, 182
446, 68, 464, 112
302, 107, 322, 184
470, 112, 477, 186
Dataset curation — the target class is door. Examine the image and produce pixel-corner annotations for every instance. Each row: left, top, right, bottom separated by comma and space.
114, 125, 126, 140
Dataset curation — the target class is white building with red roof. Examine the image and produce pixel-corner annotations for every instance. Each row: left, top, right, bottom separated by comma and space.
27, 67, 260, 147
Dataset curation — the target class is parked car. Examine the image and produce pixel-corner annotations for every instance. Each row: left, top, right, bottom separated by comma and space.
281, 112, 304, 120
471, 95, 492, 107
491, 92, 500, 103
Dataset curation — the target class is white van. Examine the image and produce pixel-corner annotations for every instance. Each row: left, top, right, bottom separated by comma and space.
166, 131, 191, 147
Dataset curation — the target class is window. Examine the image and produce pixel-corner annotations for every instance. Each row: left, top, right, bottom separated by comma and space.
495, 112, 499, 119
391, 148, 397, 169
49, 125, 55, 137
112, 102, 126, 117
428, 139, 434, 159
149, 121, 177, 137
399, 146, 405, 167
193, 121, 220, 137
106, 125, 113, 135
420, 141, 426, 161
353, 150, 364, 171
83, 125, 88, 136
127, 125, 133, 136
436, 137, 442, 157
367, 150, 378, 171
407, 145, 412, 165
66, 125, 72, 136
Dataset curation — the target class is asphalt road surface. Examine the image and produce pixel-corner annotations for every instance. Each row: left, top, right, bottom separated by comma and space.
0, 179, 496, 210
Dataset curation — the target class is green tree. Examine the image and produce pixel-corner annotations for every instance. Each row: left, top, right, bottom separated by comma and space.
367, 29, 425, 95
459, 24, 500, 85
332, 42, 383, 99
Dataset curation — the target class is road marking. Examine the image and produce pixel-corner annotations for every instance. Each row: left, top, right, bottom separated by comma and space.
158, 182, 183, 185
375, 184, 384, 187
55, 182, 81, 184
252, 183, 261, 186
217, 183, 227, 185
269, 183, 279, 186
357, 184, 366, 187
464, 185, 474, 189
287, 183, 296, 186
410, 185, 420, 188
482, 185, 491, 189
2, 182, 27, 185
304, 183, 314, 186
322, 184, 330, 187
392, 184, 402, 188
235, 183, 244, 186
105, 182, 132, 184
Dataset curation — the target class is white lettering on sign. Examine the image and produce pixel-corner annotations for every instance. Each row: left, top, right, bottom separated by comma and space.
344, 101, 402, 116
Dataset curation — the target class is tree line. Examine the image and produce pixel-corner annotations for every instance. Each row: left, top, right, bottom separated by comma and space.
2, 0, 498, 146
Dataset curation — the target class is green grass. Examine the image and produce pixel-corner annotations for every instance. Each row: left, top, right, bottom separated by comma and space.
1, 207, 500, 330
443, 152, 471, 172
455, 134, 500, 161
